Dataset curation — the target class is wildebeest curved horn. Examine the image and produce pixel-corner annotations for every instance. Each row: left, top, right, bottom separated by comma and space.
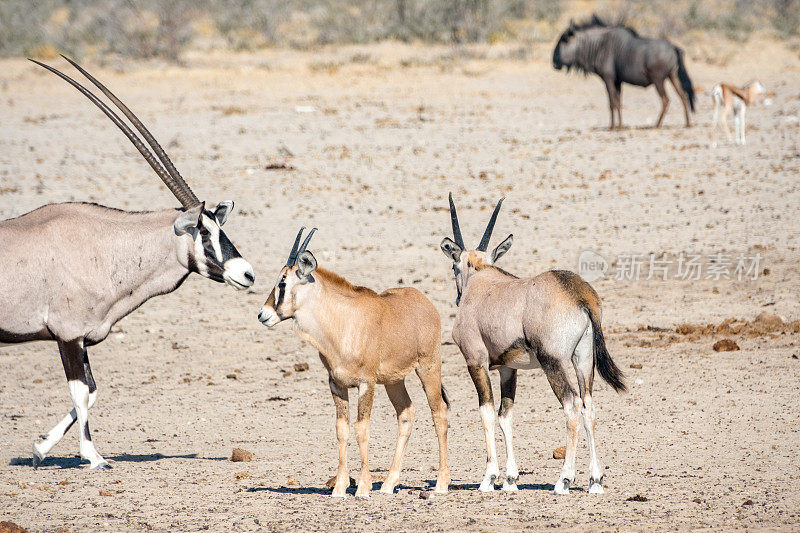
477, 197, 505, 252
29, 58, 200, 208
59, 55, 201, 208
448, 192, 465, 249
286, 227, 306, 267
298, 228, 317, 257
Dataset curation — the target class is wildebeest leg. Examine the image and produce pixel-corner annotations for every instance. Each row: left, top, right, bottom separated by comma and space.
380, 380, 415, 494
668, 72, 691, 127
615, 80, 623, 129
603, 77, 618, 130
539, 353, 581, 495
354, 380, 375, 498
654, 77, 670, 128
467, 364, 499, 491
572, 325, 604, 494
415, 363, 450, 494
329, 377, 350, 498
55, 339, 109, 469
497, 366, 518, 491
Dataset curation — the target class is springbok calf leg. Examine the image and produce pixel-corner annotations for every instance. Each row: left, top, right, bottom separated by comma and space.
654, 78, 670, 128
572, 326, 604, 493
380, 381, 415, 494
540, 354, 581, 495
497, 367, 518, 491
415, 363, 450, 493
721, 104, 733, 143
329, 378, 350, 498
354, 381, 375, 498
737, 106, 746, 145
468, 365, 499, 491
669, 72, 691, 127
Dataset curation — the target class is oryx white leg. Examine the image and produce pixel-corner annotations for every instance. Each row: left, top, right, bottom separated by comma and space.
32, 387, 99, 468
582, 395, 604, 493
468, 365, 498, 492
68, 380, 108, 469
498, 367, 518, 491
573, 324, 604, 493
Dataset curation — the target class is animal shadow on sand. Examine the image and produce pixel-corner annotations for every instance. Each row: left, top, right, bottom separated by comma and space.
9, 452, 224, 468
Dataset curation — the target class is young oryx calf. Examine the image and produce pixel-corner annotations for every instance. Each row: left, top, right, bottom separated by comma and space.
258, 228, 450, 498
440, 194, 626, 495
711, 80, 767, 146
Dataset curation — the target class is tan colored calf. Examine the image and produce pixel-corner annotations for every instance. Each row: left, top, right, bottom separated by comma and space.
258, 228, 449, 498
711, 81, 767, 146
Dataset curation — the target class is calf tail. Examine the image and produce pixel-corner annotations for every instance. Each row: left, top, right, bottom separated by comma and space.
441, 385, 451, 409
585, 306, 627, 393
675, 47, 695, 112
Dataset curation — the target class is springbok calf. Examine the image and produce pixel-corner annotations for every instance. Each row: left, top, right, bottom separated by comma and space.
0, 57, 254, 469
439, 194, 626, 494
258, 228, 449, 498
711, 81, 767, 146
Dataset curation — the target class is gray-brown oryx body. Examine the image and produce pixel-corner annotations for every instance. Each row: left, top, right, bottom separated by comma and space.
0, 57, 254, 470
440, 194, 626, 494
259, 228, 449, 498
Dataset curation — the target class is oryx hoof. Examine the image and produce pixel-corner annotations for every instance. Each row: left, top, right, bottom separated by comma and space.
355, 491, 370, 499
502, 477, 518, 492
478, 474, 497, 492
32, 444, 45, 469
588, 477, 604, 494
554, 478, 571, 495
330, 491, 348, 499
89, 461, 112, 470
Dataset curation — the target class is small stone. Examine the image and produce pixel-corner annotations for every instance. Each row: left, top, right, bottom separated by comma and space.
762, 268, 770, 276
98, 490, 113, 496
234, 472, 250, 480
419, 491, 431, 499
226, 374, 238, 380
286, 477, 299, 487
0, 521, 28, 533
230, 448, 254, 462
630, 363, 643, 369
743, 499, 754, 506
754, 312, 783, 328
553, 445, 566, 460
626, 494, 648, 502
325, 475, 357, 489
713, 339, 740, 352
294, 363, 310, 372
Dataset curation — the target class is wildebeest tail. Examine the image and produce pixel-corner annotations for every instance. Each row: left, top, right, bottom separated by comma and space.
441, 385, 451, 409
585, 306, 627, 393
675, 47, 695, 112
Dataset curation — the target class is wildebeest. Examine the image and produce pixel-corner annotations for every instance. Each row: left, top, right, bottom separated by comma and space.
552, 15, 695, 129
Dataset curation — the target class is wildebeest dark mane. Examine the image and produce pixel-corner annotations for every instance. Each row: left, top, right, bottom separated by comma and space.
568, 14, 639, 37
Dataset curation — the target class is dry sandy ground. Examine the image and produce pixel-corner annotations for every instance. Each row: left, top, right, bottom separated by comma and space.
1, 39, 799, 531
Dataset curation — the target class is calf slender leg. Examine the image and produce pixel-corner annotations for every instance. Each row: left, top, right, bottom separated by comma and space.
654, 78, 670, 128
721, 104, 733, 143
738, 106, 747, 145
497, 366, 518, 491
572, 325, 604, 494
329, 377, 350, 498
354, 381, 375, 498
416, 362, 450, 494
711, 100, 720, 148
468, 365, 499, 491
539, 353, 581, 495
669, 72, 691, 127
380, 380, 415, 494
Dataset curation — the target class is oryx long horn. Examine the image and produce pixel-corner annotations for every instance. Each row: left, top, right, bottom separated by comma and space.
29, 57, 200, 209
477, 197, 505, 251
298, 228, 317, 256
448, 192, 465, 249
58, 55, 200, 208
286, 227, 306, 266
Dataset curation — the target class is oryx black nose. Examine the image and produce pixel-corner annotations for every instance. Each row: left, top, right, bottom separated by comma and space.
244, 270, 255, 283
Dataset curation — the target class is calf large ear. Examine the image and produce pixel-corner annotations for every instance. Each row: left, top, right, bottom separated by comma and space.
174, 203, 204, 237
440, 237, 462, 262
296, 251, 318, 279
214, 201, 234, 226
491, 234, 513, 263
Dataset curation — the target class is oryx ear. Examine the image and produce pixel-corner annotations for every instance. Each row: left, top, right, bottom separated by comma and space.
490, 234, 513, 263
296, 251, 318, 279
213, 201, 234, 226
174, 203, 204, 237
440, 237, 462, 262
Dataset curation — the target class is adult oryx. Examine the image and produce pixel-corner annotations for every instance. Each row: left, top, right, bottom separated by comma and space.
439, 194, 626, 494
0, 57, 254, 469
258, 228, 450, 498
